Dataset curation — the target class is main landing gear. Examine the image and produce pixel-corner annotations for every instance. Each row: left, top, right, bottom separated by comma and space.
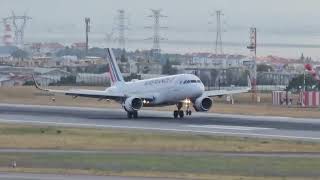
173, 110, 184, 118
173, 102, 192, 119
127, 111, 138, 119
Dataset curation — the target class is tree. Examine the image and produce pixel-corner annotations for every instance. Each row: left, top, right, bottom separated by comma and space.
257, 64, 273, 72
45, 52, 53, 57
49, 76, 76, 86
162, 58, 178, 75
88, 47, 108, 58
162, 58, 170, 74
55, 46, 85, 59
124, 73, 141, 81
120, 49, 128, 63
96, 64, 108, 73
239, 70, 250, 86
120, 53, 128, 63
23, 81, 35, 86
286, 74, 319, 91
11, 49, 29, 60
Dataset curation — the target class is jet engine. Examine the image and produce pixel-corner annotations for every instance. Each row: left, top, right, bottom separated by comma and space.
124, 97, 143, 112
193, 96, 213, 112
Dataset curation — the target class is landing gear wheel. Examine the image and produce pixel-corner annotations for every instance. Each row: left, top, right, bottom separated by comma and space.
173, 110, 179, 118
127, 112, 133, 119
133, 111, 138, 119
179, 110, 184, 118
186, 110, 192, 116
174, 102, 184, 119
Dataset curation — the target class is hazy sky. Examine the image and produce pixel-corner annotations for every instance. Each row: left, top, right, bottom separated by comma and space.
2, 0, 319, 31
1, 0, 320, 57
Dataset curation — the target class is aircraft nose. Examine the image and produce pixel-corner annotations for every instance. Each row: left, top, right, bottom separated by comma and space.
199, 83, 205, 92
192, 83, 204, 97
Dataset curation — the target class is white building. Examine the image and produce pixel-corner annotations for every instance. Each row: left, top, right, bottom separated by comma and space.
33, 68, 71, 82
76, 73, 110, 85
0, 67, 72, 86
176, 56, 252, 71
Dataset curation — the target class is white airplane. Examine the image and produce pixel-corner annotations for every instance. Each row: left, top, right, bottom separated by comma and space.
33, 48, 251, 119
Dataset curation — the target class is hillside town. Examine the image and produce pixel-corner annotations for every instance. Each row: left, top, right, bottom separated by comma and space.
0, 42, 318, 93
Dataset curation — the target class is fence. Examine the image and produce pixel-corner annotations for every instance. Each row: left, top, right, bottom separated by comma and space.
300, 91, 320, 107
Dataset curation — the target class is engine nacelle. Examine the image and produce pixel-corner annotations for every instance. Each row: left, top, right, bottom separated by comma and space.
193, 96, 213, 112
124, 97, 143, 112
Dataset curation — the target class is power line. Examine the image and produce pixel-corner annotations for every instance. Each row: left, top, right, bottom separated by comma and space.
115, 9, 129, 50
6, 11, 32, 47
145, 9, 167, 60
118, 10, 125, 50
211, 10, 224, 55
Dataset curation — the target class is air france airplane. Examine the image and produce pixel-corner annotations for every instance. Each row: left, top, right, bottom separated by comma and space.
33, 48, 251, 119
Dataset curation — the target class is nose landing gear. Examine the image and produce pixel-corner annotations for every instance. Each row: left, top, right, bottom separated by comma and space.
127, 111, 138, 119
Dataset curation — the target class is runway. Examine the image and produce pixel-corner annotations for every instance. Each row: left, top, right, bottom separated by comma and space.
0, 103, 320, 141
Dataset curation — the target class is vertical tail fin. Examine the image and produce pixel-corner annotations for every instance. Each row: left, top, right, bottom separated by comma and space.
106, 48, 125, 86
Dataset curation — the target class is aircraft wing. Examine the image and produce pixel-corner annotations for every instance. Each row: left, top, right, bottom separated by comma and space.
203, 87, 251, 97
204, 76, 252, 97
33, 76, 155, 102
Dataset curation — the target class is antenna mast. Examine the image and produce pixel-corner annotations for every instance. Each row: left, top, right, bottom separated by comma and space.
85, 17, 90, 56
247, 27, 257, 102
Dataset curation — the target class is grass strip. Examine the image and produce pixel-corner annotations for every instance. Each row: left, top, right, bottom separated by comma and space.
0, 152, 319, 179
0, 123, 320, 152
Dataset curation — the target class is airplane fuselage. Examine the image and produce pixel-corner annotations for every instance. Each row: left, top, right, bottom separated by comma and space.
107, 74, 205, 106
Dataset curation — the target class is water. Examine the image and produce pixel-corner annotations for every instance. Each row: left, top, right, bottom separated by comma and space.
23, 31, 320, 60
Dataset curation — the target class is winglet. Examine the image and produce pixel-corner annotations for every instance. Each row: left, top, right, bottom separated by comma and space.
32, 75, 48, 92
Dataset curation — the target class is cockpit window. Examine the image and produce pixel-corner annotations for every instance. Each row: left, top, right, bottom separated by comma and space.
183, 79, 201, 84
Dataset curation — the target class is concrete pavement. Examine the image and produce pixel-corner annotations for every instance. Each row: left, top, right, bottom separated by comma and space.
0, 103, 319, 141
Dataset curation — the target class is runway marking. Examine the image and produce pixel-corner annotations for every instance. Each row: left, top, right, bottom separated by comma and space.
0, 119, 320, 141
185, 125, 273, 131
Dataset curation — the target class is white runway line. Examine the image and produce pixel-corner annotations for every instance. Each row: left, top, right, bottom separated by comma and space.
185, 125, 273, 131
0, 119, 320, 141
